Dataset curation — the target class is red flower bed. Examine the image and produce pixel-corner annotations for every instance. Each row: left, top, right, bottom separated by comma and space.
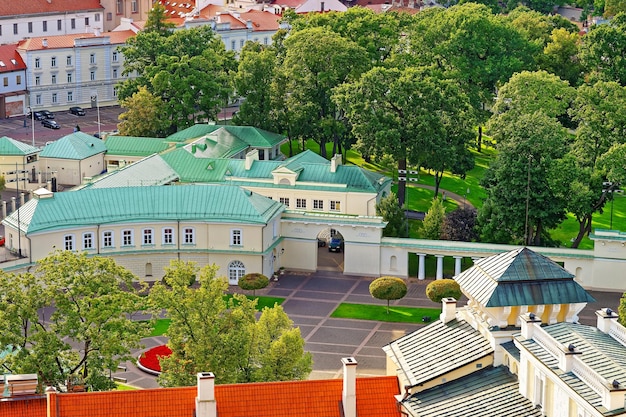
138, 344, 172, 373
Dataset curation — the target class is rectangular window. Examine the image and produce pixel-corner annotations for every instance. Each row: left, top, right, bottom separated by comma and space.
330, 201, 340, 211
103, 231, 113, 248
71, 18, 75, 30
64, 235, 74, 251
113, 68, 118, 78
0, 25, 2, 36
240, 39, 244, 48
163, 228, 174, 245
90, 53, 96, 64
36, 94, 41, 105
28, 22, 32, 33
43, 21, 47, 32
51, 74, 56, 84
13, 23, 17, 35
85, 17, 89, 26
67, 91, 73, 102
184, 228, 194, 244
95, 13, 101, 22
313, 199, 323, 210
35, 58, 40, 69
112, 51, 118, 62
296, 198, 307, 209
231, 40, 236, 50
35, 76, 40, 86
3, 77, 7, 87
122, 230, 133, 246
66, 55, 72, 66
83, 232, 94, 250
51, 93, 57, 103
57, 19, 62, 31
231, 229, 242, 246
116, 0, 123, 14
143, 229, 153, 245
279, 197, 289, 207
107, 12, 112, 21
113, 87, 117, 97
16, 75, 21, 85
131, 0, 138, 12
90, 71, 96, 81
51, 56, 56, 67
67, 72, 72, 83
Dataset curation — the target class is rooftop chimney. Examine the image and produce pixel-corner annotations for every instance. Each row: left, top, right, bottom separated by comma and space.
342, 357, 357, 417
245, 149, 259, 170
596, 307, 619, 333
330, 154, 342, 173
196, 372, 217, 417
42, 39, 48, 48
439, 297, 457, 324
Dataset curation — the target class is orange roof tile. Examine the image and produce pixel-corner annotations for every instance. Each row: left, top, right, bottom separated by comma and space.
44, 376, 400, 417
0, 0, 103, 17
17, 30, 136, 51
238, 10, 282, 31
0, 44, 27, 73
199, 4, 228, 18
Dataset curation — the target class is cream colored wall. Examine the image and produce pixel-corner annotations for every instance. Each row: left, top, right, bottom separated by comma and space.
0, 155, 38, 191
279, 238, 317, 271
343, 243, 381, 277
40, 158, 80, 185
379, 246, 409, 278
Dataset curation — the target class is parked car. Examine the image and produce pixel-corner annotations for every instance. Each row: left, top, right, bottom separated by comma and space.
328, 237, 344, 253
40, 110, 55, 119
69, 106, 86, 116
42, 119, 60, 129
30, 111, 45, 121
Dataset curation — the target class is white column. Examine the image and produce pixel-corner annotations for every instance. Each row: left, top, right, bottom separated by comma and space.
10, 197, 16, 213
20, 192, 25, 206
417, 253, 426, 280
435, 255, 444, 280
2, 201, 6, 218
454, 256, 463, 276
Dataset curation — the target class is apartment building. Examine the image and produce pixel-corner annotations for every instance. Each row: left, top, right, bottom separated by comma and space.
0, 44, 28, 118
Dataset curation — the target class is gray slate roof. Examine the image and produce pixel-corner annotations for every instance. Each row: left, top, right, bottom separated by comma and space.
3, 185, 284, 234
400, 366, 542, 417
383, 318, 493, 387
454, 247, 595, 307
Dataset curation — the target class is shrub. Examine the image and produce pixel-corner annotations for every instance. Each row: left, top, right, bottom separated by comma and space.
369, 276, 408, 314
426, 279, 462, 304
238, 273, 270, 296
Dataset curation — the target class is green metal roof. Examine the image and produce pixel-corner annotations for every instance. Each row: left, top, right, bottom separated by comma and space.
4, 184, 284, 234
185, 129, 249, 158
104, 135, 172, 156
39, 132, 107, 160
165, 124, 221, 141
454, 248, 595, 307
160, 149, 231, 182
401, 366, 542, 417
0, 136, 39, 155
165, 125, 287, 148
383, 318, 493, 387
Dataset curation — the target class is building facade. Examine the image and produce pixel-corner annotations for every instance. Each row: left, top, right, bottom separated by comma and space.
0, 44, 27, 118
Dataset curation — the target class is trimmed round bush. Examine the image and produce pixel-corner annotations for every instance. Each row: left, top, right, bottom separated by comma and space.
426, 279, 462, 304
238, 273, 270, 296
369, 276, 408, 314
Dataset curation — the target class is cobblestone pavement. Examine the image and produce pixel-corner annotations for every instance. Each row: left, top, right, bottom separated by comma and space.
112, 265, 622, 388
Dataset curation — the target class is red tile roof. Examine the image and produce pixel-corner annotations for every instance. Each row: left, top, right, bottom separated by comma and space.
2, 376, 400, 417
0, 0, 103, 17
0, 44, 27, 73
17, 30, 136, 51
238, 10, 282, 31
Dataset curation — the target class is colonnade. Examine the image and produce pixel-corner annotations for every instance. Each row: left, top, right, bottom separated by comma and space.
415, 253, 481, 280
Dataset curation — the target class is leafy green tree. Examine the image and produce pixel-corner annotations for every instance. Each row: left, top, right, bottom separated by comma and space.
144, 2, 176, 34
118, 86, 170, 137
279, 27, 369, 158
479, 112, 569, 245
369, 276, 408, 314
422, 197, 446, 240
441, 207, 478, 242
506, 7, 578, 50
376, 192, 408, 238
426, 279, 462, 303
605, 0, 626, 16
162, 259, 197, 286
540, 28, 584, 87
238, 273, 270, 296
579, 14, 626, 85
0, 251, 150, 391
150, 262, 311, 386
334, 66, 474, 206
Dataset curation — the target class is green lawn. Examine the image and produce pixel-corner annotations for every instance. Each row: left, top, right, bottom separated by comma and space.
149, 295, 285, 336
331, 303, 440, 324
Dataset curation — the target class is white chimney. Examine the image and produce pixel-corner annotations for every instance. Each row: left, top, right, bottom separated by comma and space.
596, 307, 619, 333
196, 372, 217, 417
330, 154, 342, 173
245, 149, 259, 170
342, 357, 357, 417
439, 297, 457, 324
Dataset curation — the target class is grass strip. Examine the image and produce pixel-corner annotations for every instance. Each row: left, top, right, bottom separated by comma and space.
331, 303, 440, 324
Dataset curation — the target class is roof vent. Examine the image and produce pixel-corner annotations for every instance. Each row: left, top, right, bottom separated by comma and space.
568, 344, 575, 352
613, 380, 620, 388
606, 308, 613, 316
529, 312, 535, 320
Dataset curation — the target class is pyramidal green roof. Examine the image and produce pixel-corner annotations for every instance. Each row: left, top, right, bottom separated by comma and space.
4, 185, 284, 234
104, 136, 172, 156
166, 124, 222, 141
0, 136, 40, 155
39, 132, 107, 160
455, 247, 595, 307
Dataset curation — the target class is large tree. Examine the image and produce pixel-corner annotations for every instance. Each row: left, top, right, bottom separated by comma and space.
149, 261, 312, 387
376, 192, 409, 238
0, 251, 150, 391
334, 66, 475, 206
118, 86, 170, 137
579, 13, 626, 85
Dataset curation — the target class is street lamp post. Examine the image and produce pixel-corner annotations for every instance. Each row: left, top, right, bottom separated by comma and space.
28, 106, 35, 147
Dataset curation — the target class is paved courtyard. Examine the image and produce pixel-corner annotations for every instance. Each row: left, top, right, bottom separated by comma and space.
112, 264, 622, 388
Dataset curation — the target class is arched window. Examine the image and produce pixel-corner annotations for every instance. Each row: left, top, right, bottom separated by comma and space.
390, 255, 397, 270
145, 263, 153, 277
228, 260, 245, 285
